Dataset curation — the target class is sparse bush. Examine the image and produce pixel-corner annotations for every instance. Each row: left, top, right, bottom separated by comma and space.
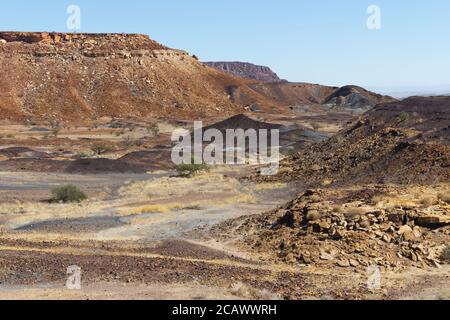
419, 196, 438, 207
176, 161, 210, 177
50, 185, 87, 203
441, 246, 450, 263
147, 123, 160, 136
398, 111, 409, 122
183, 205, 202, 210
131, 204, 182, 214
437, 192, 450, 204
372, 195, 385, 204
91, 144, 112, 155
77, 151, 92, 158
308, 194, 322, 203
344, 207, 365, 220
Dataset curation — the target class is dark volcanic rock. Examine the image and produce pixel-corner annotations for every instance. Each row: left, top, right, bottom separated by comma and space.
323, 85, 395, 111
0, 147, 50, 159
270, 96, 450, 185
203, 114, 282, 132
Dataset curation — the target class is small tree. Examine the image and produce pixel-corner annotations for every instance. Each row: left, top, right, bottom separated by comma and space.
176, 158, 209, 177
51, 185, 87, 203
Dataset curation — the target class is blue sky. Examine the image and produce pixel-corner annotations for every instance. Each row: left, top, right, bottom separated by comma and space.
1, 0, 449, 88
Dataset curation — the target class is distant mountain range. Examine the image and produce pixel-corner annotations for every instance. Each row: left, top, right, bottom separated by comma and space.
206, 61, 394, 111
369, 85, 450, 99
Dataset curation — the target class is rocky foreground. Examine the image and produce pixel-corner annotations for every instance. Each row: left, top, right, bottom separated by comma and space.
213, 186, 449, 270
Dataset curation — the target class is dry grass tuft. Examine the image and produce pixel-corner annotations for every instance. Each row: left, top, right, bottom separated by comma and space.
437, 192, 450, 204
441, 246, 450, 263
344, 207, 365, 220
419, 196, 438, 207
129, 204, 183, 214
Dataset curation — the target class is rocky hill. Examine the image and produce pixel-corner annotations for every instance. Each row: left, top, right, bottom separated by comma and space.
0, 32, 396, 122
204, 61, 283, 83
205, 61, 395, 111
266, 96, 450, 185
0, 32, 250, 122
323, 85, 395, 111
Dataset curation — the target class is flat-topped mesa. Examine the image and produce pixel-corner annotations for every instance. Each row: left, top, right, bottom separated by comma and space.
0, 31, 169, 51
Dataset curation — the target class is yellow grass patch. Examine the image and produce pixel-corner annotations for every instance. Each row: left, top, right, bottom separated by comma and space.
372, 185, 450, 209
254, 182, 287, 191
127, 204, 183, 215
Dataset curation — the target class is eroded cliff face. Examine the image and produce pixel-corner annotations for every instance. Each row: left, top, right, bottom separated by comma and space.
0, 32, 167, 50
0, 32, 384, 123
0, 32, 249, 122
204, 61, 283, 83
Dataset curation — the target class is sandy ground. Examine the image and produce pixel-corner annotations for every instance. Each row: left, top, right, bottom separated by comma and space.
0, 283, 244, 300
0, 116, 448, 300
0, 167, 301, 299
0, 171, 156, 202
0, 167, 448, 300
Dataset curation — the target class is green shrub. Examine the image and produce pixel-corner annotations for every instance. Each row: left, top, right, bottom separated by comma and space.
91, 145, 112, 155
176, 162, 209, 177
77, 151, 92, 158
51, 185, 87, 203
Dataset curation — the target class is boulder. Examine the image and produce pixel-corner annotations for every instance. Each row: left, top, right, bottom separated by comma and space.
398, 225, 413, 235
415, 215, 450, 228
336, 259, 350, 267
